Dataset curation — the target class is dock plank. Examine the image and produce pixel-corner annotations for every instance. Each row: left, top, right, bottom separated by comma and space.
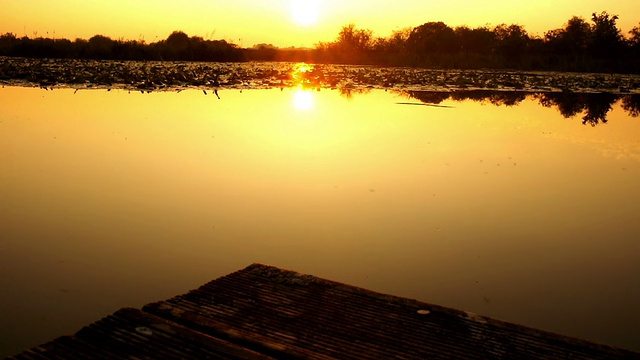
8, 264, 640, 359
9, 308, 274, 360
143, 264, 639, 360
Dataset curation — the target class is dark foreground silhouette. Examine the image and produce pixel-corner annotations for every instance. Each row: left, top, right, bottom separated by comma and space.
1, 11, 640, 73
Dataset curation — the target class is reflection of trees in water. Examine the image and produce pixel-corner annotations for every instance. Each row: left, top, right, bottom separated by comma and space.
338, 87, 371, 100
405, 91, 450, 104
582, 93, 617, 126
406, 90, 526, 106
621, 95, 640, 117
535, 92, 618, 126
535, 92, 584, 118
485, 92, 527, 106
402, 90, 640, 126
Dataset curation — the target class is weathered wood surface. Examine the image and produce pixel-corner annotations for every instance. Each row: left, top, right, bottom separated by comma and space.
8, 264, 640, 359
9, 307, 273, 360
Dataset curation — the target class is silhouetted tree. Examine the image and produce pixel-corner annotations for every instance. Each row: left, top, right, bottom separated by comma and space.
493, 24, 530, 66
87, 35, 115, 59
164, 31, 191, 60
337, 24, 374, 51
205, 39, 242, 61
545, 17, 591, 69
112, 39, 149, 60
454, 26, 495, 55
588, 12, 623, 58
407, 22, 457, 65
246, 43, 278, 61
316, 24, 374, 64
629, 24, 640, 46
0, 33, 18, 55
628, 23, 640, 63
387, 28, 412, 53
545, 17, 591, 52
371, 28, 411, 65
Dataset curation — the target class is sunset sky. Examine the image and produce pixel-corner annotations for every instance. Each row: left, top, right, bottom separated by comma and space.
2, 0, 640, 48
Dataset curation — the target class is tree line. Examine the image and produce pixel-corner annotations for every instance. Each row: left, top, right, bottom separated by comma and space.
0, 31, 244, 62
316, 12, 640, 72
1, 11, 639, 73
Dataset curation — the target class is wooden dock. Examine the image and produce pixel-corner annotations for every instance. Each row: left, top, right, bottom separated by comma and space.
8, 264, 639, 359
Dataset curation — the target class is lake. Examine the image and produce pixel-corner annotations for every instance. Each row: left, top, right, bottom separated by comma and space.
1, 84, 639, 356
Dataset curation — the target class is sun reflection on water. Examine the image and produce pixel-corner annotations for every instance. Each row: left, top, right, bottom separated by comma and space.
293, 87, 314, 110
291, 62, 315, 86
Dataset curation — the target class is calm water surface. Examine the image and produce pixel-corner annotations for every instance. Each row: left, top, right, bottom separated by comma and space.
1, 86, 639, 355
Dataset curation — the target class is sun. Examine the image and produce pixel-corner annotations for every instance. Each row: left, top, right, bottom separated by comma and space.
290, 0, 320, 26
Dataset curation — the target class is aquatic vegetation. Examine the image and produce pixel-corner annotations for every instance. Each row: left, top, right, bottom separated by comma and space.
2, 57, 640, 95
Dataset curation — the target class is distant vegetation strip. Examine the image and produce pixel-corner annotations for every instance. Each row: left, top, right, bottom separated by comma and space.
1, 11, 640, 73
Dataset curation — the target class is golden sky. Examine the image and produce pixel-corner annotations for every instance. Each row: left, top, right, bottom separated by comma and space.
2, 0, 640, 48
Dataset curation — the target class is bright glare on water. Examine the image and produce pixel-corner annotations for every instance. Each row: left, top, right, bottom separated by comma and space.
1, 86, 639, 356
